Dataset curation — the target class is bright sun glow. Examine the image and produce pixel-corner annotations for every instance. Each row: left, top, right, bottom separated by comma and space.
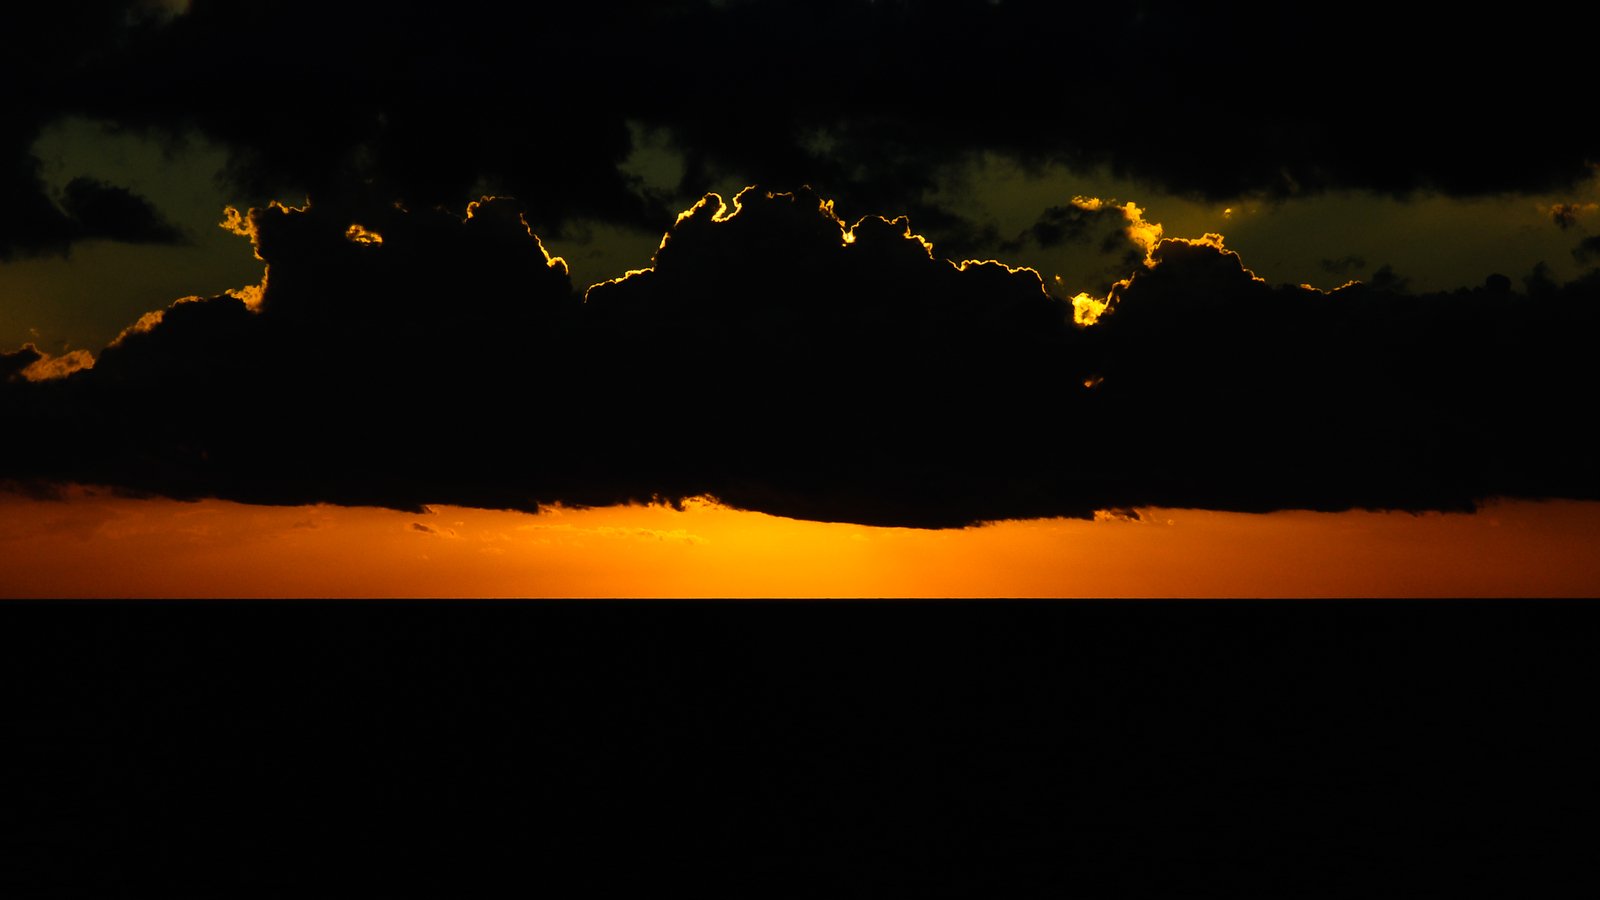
5, 490, 1600, 598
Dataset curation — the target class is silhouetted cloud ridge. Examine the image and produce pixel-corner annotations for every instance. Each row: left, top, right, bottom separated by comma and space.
5, 188, 1600, 526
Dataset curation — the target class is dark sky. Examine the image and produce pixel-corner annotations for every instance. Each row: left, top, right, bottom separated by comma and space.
3, 0, 1598, 528
8, 1, 1596, 254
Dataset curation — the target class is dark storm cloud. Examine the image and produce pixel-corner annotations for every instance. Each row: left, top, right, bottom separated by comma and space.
1366, 264, 1411, 294
1, 345, 43, 382
1550, 204, 1598, 230
59, 177, 186, 245
632, 1, 1594, 203
28, 195, 582, 513
0, 189, 1093, 527
4, 190, 1600, 527
998, 200, 1148, 300
68, 0, 668, 231
4, 1, 1594, 260
578, 189, 1087, 525
0, 175, 185, 260
1084, 239, 1600, 512
1000, 203, 1126, 254
0, 2, 188, 258
1319, 256, 1367, 278
0, 177, 72, 261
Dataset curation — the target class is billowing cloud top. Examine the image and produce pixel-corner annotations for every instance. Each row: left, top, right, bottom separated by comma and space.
5, 188, 1599, 526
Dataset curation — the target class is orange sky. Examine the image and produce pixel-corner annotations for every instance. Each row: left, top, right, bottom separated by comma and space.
4, 488, 1597, 597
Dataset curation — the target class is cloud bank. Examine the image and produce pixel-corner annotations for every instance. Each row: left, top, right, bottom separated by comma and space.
5, 188, 1599, 527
